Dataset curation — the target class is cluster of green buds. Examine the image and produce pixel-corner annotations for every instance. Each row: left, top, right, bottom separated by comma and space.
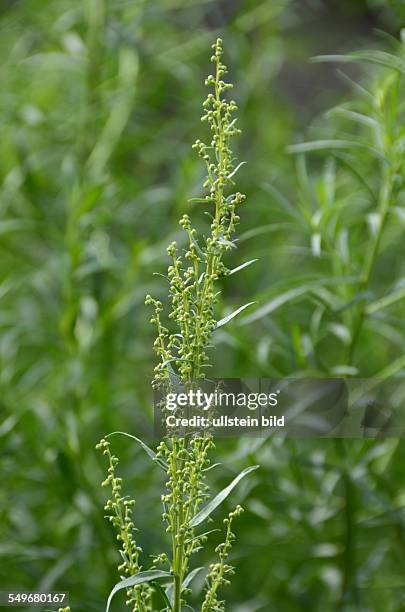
146, 37, 246, 388
156, 437, 216, 606
201, 505, 244, 611
157, 437, 212, 531
96, 439, 151, 612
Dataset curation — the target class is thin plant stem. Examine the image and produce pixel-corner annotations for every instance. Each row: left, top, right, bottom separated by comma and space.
348, 164, 394, 365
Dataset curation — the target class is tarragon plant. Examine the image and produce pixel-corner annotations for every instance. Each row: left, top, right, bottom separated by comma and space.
95, 39, 257, 612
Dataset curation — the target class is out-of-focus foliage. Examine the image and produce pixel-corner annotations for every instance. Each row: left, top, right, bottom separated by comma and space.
0, 1, 404, 611
237, 43, 405, 379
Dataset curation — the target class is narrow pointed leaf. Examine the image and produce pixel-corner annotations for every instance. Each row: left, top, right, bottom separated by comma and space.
239, 222, 294, 242
375, 354, 405, 379
184, 530, 220, 544
218, 236, 237, 249
203, 462, 222, 472
228, 161, 246, 180
166, 567, 205, 605
366, 285, 405, 314
107, 432, 167, 471
189, 465, 259, 527
153, 582, 174, 611
227, 259, 258, 276
191, 234, 206, 260
240, 287, 309, 324
328, 107, 378, 129
335, 69, 374, 101
313, 50, 405, 74
188, 197, 213, 204
287, 139, 382, 160
215, 302, 256, 329
261, 182, 303, 223
167, 362, 185, 394
184, 566, 205, 587
106, 570, 172, 612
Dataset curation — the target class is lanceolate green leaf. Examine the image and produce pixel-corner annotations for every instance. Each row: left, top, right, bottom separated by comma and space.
153, 582, 174, 611
328, 107, 379, 129
240, 287, 309, 324
189, 465, 259, 528
184, 566, 205, 588
106, 432, 168, 471
184, 530, 220, 545
366, 284, 405, 314
313, 50, 405, 74
227, 259, 258, 276
191, 234, 207, 260
241, 276, 360, 324
188, 197, 214, 204
287, 139, 383, 160
167, 361, 185, 394
166, 567, 205, 606
239, 222, 294, 242
215, 302, 256, 329
261, 182, 304, 224
106, 570, 172, 612
228, 160, 246, 179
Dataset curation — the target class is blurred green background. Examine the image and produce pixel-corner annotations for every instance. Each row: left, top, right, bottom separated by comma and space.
1, 0, 405, 610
